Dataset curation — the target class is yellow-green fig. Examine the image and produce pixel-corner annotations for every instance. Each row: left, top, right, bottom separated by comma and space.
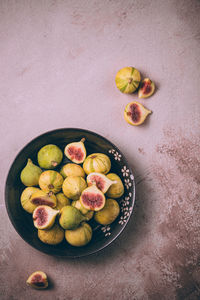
83, 153, 111, 175
115, 66, 141, 94
62, 176, 87, 200
94, 198, 120, 225
59, 206, 86, 230
33, 205, 59, 230
38, 144, 63, 169
64, 138, 86, 164
39, 170, 63, 194
20, 159, 42, 186
20, 187, 41, 213
26, 271, 48, 289
55, 193, 71, 210
106, 173, 124, 198
30, 190, 57, 208
65, 222, 92, 247
60, 163, 85, 179
38, 223, 64, 245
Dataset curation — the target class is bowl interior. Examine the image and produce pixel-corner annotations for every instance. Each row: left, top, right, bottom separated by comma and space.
5, 128, 135, 257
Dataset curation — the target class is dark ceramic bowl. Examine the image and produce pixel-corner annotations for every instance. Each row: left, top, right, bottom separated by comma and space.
5, 128, 135, 257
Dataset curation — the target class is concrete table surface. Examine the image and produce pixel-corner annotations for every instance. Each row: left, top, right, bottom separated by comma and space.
0, 0, 200, 299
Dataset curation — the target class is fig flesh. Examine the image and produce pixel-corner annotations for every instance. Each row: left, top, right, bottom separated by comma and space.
38, 223, 64, 245
60, 163, 85, 178
55, 193, 71, 210
94, 198, 120, 225
80, 185, 105, 211
59, 206, 86, 230
83, 153, 111, 175
124, 101, 151, 126
87, 172, 117, 193
115, 66, 141, 94
20, 187, 41, 213
37, 144, 63, 169
39, 170, 63, 194
65, 222, 92, 247
64, 138, 86, 164
30, 190, 57, 208
20, 159, 42, 186
26, 271, 48, 289
106, 173, 124, 198
138, 78, 155, 98
33, 205, 59, 230
62, 176, 87, 200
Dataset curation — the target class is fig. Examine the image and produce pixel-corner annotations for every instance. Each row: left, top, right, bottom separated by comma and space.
59, 206, 86, 230
39, 170, 63, 194
20, 159, 42, 186
124, 101, 151, 126
83, 153, 111, 175
65, 222, 92, 247
87, 172, 117, 193
138, 78, 155, 98
37, 144, 63, 169
38, 223, 64, 245
94, 198, 120, 225
20, 187, 41, 213
26, 271, 48, 289
80, 185, 105, 211
115, 66, 141, 94
55, 193, 71, 210
33, 205, 59, 230
71, 199, 89, 215
64, 138, 86, 164
106, 173, 124, 198
62, 176, 87, 201
30, 190, 57, 208
60, 163, 85, 179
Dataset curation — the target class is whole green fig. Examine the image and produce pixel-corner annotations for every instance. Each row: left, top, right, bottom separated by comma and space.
38, 144, 63, 169
20, 159, 42, 186
59, 206, 86, 230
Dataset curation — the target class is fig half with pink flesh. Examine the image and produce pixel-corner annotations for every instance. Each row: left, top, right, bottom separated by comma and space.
138, 78, 155, 98
30, 190, 57, 208
64, 138, 86, 164
80, 185, 105, 211
124, 101, 151, 126
26, 271, 48, 289
86, 172, 117, 193
33, 205, 59, 230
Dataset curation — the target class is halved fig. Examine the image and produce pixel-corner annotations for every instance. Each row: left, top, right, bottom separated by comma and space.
26, 271, 48, 289
87, 172, 117, 193
124, 101, 151, 126
64, 138, 86, 164
30, 190, 57, 208
80, 185, 105, 211
138, 78, 155, 98
33, 205, 59, 230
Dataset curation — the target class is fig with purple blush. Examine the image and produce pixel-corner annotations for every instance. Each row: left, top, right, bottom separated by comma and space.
30, 190, 57, 208
65, 222, 92, 247
59, 206, 86, 230
87, 172, 117, 193
26, 271, 48, 289
32, 205, 59, 230
39, 170, 63, 194
83, 153, 111, 175
38, 144, 63, 169
80, 185, 105, 211
138, 78, 155, 98
64, 138, 86, 164
124, 101, 151, 126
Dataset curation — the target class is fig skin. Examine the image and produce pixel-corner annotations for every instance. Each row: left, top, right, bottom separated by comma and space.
30, 190, 57, 208
38, 144, 63, 169
80, 185, 106, 211
71, 199, 89, 215
55, 193, 71, 210
20, 187, 41, 213
65, 222, 92, 247
124, 101, 151, 126
64, 138, 86, 164
59, 206, 86, 230
106, 173, 124, 199
94, 198, 120, 225
62, 176, 87, 201
115, 67, 141, 94
20, 159, 42, 187
87, 172, 117, 193
39, 170, 63, 194
138, 78, 155, 99
33, 205, 59, 230
26, 271, 48, 289
60, 163, 85, 179
38, 223, 64, 245
83, 153, 111, 175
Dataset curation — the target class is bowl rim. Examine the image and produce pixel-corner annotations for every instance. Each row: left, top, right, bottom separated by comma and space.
5, 127, 135, 258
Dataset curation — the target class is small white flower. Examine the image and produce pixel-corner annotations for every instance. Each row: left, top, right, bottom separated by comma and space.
130, 174, 134, 180
105, 232, 111, 237
124, 178, 132, 189
109, 149, 115, 154
129, 192, 132, 197
114, 152, 122, 161
121, 166, 130, 177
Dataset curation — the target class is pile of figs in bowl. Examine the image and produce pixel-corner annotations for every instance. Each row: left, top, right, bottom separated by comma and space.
5, 128, 135, 257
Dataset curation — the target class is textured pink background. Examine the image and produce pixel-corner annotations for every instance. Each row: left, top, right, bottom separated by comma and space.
1, 0, 200, 299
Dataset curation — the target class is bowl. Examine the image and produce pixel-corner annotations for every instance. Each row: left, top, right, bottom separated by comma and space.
5, 128, 135, 257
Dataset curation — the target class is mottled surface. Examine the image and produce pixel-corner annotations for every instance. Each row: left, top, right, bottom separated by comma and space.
1, 0, 200, 299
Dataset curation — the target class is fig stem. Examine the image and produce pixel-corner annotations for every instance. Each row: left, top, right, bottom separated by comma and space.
51, 161, 58, 167
128, 78, 133, 84
80, 138, 85, 143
